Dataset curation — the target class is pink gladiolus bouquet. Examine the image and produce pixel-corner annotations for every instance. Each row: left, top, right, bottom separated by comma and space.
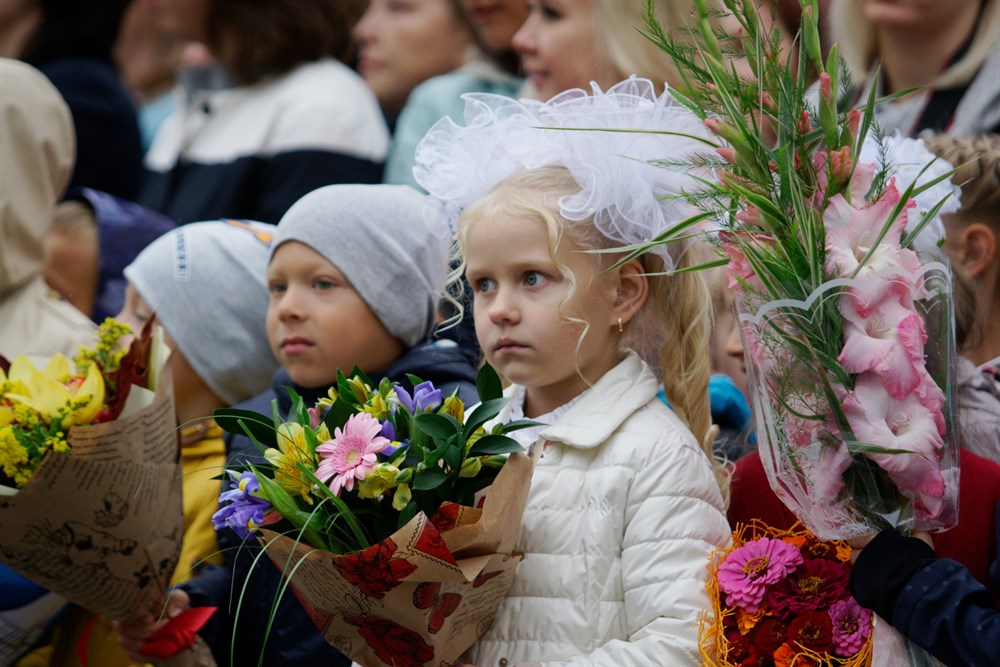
636, 0, 960, 539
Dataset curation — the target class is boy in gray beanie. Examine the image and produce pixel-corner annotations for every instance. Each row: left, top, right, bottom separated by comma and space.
118, 184, 479, 667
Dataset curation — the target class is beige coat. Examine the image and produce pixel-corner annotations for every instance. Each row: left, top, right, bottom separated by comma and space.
0, 59, 95, 359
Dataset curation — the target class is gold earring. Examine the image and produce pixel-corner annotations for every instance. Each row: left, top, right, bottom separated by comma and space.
618, 317, 624, 333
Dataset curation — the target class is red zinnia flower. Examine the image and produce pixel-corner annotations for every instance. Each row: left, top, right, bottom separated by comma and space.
752, 617, 788, 654
768, 558, 849, 617
724, 632, 761, 667
787, 610, 834, 653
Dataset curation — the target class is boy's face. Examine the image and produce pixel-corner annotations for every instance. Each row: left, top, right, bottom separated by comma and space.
266, 241, 404, 389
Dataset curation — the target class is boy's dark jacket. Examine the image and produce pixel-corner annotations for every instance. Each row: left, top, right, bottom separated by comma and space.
180, 338, 478, 666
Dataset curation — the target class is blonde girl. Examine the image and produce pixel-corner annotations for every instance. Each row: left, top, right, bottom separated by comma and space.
415, 78, 731, 666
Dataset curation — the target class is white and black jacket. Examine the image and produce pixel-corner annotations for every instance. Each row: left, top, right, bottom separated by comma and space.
139, 59, 389, 225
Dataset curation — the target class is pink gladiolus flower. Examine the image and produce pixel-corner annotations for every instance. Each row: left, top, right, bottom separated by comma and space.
914, 369, 947, 436
717, 537, 803, 613
842, 374, 946, 516
316, 413, 391, 496
838, 294, 927, 399
721, 237, 757, 290
825, 182, 920, 279
799, 440, 853, 504
829, 598, 872, 657
814, 150, 876, 206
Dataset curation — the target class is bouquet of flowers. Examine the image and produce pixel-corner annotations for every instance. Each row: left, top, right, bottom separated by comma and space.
632, 0, 961, 540
0, 319, 184, 642
213, 363, 536, 667
701, 521, 873, 667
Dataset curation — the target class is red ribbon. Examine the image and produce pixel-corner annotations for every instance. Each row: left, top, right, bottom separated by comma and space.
139, 606, 218, 659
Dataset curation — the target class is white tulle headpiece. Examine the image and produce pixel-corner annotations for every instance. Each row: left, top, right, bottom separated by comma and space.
413, 76, 715, 268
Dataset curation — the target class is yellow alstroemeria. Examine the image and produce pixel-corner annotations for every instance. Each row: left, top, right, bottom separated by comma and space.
356, 463, 400, 499
392, 483, 412, 511
5, 355, 105, 427
265, 421, 328, 504
458, 456, 481, 478
360, 393, 389, 421
347, 377, 371, 404
441, 395, 464, 423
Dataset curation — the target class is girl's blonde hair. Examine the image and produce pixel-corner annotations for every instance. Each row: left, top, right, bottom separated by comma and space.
590, 0, 696, 93
924, 133, 1000, 225
447, 166, 730, 503
830, 0, 1000, 90
924, 133, 1000, 353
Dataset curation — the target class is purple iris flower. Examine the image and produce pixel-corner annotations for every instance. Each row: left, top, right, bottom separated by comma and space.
393, 381, 442, 414
377, 419, 405, 457
212, 471, 271, 540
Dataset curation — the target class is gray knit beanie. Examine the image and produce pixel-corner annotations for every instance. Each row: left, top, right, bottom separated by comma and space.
271, 184, 447, 347
124, 220, 278, 405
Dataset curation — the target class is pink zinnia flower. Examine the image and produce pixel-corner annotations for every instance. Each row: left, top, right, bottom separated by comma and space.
829, 598, 872, 657
718, 537, 803, 613
316, 413, 391, 496
842, 374, 947, 516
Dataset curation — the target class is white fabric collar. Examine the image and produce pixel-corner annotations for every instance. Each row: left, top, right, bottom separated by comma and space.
492, 350, 660, 450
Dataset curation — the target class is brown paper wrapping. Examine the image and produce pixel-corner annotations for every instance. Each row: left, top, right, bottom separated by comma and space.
0, 371, 183, 622
258, 450, 537, 667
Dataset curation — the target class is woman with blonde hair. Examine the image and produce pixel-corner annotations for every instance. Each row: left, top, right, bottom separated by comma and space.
830, 0, 1000, 136
513, 0, 697, 100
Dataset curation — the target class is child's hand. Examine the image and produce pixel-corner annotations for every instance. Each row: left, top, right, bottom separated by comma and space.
113, 588, 191, 661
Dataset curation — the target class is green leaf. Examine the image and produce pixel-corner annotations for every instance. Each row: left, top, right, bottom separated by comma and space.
476, 363, 503, 401
468, 434, 523, 457
254, 472, 303, 526
846, 441, 924, 457
463, 397, 509, 440
297, 465, 370, 549
322, 398, 355, 433
414, 413, 462, 440
497, 418, 542, 433
404, 373, 426, 389
396, 499, 419, 529
413, 466, 448, 491
443, 443, 462, 471
214, 408, 277, 447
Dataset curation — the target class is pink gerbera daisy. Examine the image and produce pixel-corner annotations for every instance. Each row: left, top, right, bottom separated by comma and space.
316, 413, 391, 496
718, 537, 803, 613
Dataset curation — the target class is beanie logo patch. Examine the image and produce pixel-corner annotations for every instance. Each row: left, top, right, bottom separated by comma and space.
174, 230, 190, 281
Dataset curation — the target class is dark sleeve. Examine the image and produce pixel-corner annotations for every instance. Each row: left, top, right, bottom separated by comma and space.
892, 559, 1000, 667
39, 59, 143, 200
850, 529, 1000, 667
252, 149, 384, 223
849, 529, 937, 620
